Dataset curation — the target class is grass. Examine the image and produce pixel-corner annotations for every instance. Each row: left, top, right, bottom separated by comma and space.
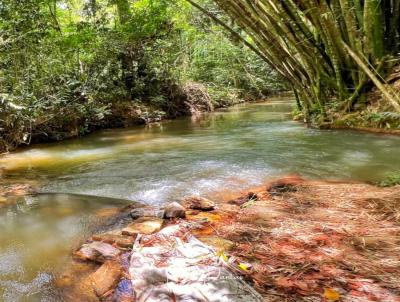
377, 172, 400, 187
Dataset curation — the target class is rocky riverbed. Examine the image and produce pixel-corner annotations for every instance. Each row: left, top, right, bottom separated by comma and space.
0, 179, 37, 208
55, 197, 262, 302
54, 176, 400, 302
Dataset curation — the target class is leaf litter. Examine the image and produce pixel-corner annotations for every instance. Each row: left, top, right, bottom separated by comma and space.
196, 176, 400, 302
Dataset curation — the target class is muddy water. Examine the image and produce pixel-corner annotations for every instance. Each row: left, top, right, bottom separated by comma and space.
1, 97, 400, 300
0, 193, 137, 301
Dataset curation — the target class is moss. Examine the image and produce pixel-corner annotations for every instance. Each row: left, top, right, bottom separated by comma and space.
325, 109, 400, 130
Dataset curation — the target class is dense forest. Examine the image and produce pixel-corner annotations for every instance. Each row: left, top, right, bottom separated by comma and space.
0, 0, 284, 152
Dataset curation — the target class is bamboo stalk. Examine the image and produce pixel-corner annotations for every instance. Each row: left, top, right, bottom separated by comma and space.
196, 0, 400, 119
343, 42, 400, 112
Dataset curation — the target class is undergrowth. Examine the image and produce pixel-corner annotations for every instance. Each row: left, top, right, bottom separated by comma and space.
377, 172, 400, 187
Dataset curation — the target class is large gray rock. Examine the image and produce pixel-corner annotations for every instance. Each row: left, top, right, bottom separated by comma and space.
163, 202, 186, 219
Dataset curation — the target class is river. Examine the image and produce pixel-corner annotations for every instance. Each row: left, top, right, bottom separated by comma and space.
1, 97, 400, 301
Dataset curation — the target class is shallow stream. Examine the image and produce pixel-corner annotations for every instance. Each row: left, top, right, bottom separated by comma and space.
1, 97, 400, 300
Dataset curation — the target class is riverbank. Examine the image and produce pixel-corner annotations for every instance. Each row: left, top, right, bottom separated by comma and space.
56, 176, 400, 301
310, 70, 400, 133
0, 82, 221, 154
4, 88, 400, 157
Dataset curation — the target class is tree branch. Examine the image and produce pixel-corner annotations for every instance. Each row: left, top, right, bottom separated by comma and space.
184, 0, 271, 65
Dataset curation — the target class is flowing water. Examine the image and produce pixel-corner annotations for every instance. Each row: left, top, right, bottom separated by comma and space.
1, 97, 400, 300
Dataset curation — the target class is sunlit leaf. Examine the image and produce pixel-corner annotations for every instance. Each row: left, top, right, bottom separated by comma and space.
238, 262, 251, 271
217, 251, 229, 262
324, 288, 340, 301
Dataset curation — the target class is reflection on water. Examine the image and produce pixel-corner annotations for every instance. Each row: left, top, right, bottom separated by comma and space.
1, 97, 400, 300
1, 97, 400, 205
0, 193, 132, 301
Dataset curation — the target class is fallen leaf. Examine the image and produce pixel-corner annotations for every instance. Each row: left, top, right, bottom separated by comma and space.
238, 262, 251, 271
275, 277, 294, 288
217, 251, 229, 262
324, 288, 340, 301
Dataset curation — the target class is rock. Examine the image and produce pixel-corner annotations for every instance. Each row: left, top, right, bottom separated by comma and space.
91, 233, 135, 249
163, 202, 186, 219
183, 196, 215, 211
121, 217, 164, 235
75, 241, 121, 263
65, 278, 98, 302
90, 260, 122, 297
130, 207, 165, 220
54, 261, 99, 302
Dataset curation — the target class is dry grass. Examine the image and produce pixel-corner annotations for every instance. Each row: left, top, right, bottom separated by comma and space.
201, 178, 400, 302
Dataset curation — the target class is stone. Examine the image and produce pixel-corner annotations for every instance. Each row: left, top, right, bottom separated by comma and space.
163, 202, 186, 219
65, 278, 98, 302
121, 217, 164, 235
90, 260, 122, 297
91, 233, 135, 249
75, 241, 121, 263
183, 196, 215, 211
54, 261, 99, 302
130, 207, 165, 220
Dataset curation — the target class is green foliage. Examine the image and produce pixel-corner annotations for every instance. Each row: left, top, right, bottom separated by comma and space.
378, 172, 400, 187
0, 0, 281, 151
213, 0, 400, 124
334, 110, 400, 129
366, 112, 400, 124
184, 29, 285, 103
149, 1, 285, 105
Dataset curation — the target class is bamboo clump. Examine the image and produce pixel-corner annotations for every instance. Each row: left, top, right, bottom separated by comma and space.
205, 0, 400, 119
